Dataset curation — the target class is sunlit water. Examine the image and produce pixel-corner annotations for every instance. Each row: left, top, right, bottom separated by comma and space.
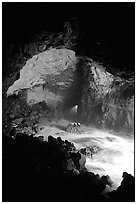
36, 121, 134, 193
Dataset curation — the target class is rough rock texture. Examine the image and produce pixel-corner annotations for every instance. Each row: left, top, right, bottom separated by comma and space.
79, 145, 102, 158
3, 48, 134, 136
66, 122, 81, 133
3, 48, 82, 135
3, 19, 78, 82
7, 49, 77, 96
6, 49, 81, 118
78, 58, 134, 135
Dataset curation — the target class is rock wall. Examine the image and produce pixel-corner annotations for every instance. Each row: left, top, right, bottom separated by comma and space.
78, 58, 134, 135
3, 48, 134, 136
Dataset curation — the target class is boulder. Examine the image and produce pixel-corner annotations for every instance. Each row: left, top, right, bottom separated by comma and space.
48, 135, 60, 147
101, 175, 113, 186
79, 147, 92, 157
62, 158, 76, 171
107, 172, 135, 201
12, 118, 24, 125
78, 152, 86, 171
66, 122, 81, 133
7, 49, 77, 96
71, 152, 86, 171
3, 49, 81, 133
38, 136, 45, 142
79, 145, 102, 158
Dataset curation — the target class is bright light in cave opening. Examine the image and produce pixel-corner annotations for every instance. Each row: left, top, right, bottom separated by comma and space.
71, 105, 78, 113
64, 105, 79, 122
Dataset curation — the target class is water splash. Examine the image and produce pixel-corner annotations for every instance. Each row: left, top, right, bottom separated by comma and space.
37, 122, 134, 192
83, 130, 134, 190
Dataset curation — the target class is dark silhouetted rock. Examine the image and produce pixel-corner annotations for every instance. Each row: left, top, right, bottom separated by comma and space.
79, 59, 134, 135
101, 175, 113, 186
15, 132, 29, 143
38, 136, 45, 142
2, 133, 134, 202
79, 147, 92, 157
107, 172, 135, 201
79, 145, 102, 158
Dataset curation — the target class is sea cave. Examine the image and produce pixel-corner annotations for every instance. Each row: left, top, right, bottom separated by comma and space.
2, 2, 135, 202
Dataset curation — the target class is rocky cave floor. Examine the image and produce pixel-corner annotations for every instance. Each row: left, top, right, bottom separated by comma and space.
2, 118, 135, 202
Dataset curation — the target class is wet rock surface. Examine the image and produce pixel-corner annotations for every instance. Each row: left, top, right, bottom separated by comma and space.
79, 145, 102, 158
2, 133, 134, 202
66, 122, 81, 133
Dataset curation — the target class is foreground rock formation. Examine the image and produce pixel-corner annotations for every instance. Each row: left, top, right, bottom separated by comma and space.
3, 133, 135, 202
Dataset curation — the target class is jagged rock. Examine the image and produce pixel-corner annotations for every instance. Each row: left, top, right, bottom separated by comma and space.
78, 152, 86, 171
79, 145, 102, 158
107, 172, 135, 201
3, 48, 82, 135
62, 158, 76, 171
37, 136, 45, 142
21, 126, 34, 135
79, 147, 92, 157
57, 136, 64, 145
64, 139, 76, 152
66, 122, 81, 133
77, 172, 106, 197
101, 175, 113, 186
71, 152, 86, 171
15, 132, 29, 143
7, 48, 77, 96
47, 135, 85, 172
3, 133, 134, 202
48, 135, 60, 147
12, 118, 24, 125
79, 58, 134, 135
90, 145, 102, 154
